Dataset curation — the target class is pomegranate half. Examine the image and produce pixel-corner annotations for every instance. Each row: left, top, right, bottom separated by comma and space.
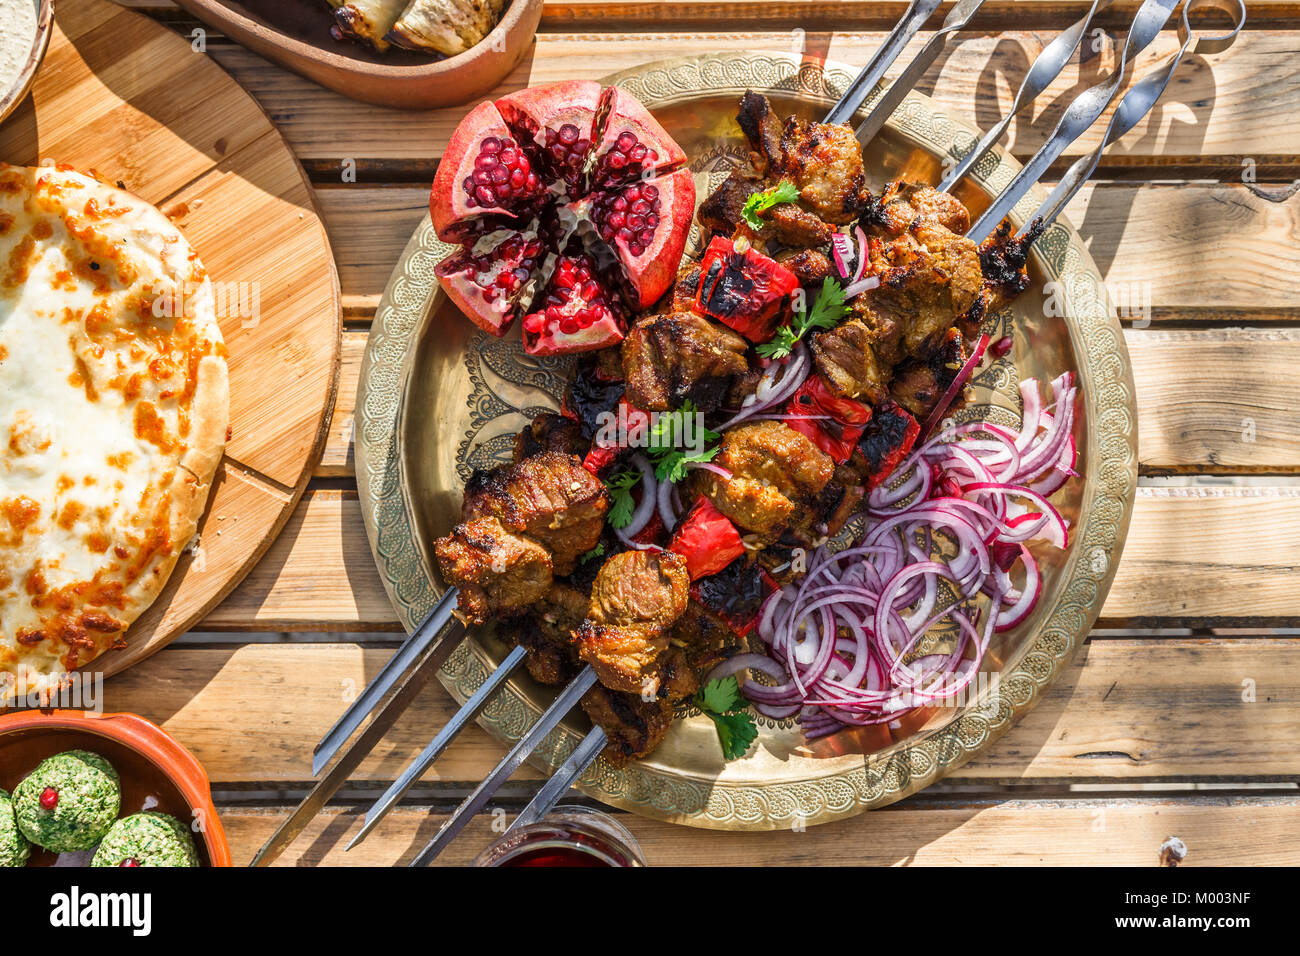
430, 81, 695, 354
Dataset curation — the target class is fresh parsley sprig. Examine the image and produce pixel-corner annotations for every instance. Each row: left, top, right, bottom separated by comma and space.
695, 676, 759, 761
756, 276, 851, 361
741, 180, 802, 230
604, 470, 642, 530
646, 400, 719, 483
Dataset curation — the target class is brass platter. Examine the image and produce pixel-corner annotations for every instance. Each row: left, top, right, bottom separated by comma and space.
356, 54, 1138, 830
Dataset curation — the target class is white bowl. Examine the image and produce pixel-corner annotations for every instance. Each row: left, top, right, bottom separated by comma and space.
0, 0, 53, 126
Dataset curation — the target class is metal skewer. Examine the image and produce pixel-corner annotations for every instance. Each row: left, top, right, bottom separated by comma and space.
824, 0, 944, 125
346, 644, 530, 850
1028, 0, 1245, 232
854, 0, 992, 144
938, 0, 1115, 193
506, 725, 609, 835
410, 665, 600, 866
966, 0, 1181, 243
249, 612, 465, 866
312, 587, 465, 775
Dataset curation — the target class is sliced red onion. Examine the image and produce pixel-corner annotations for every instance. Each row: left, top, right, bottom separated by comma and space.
733, 374, 1077, 737
716, 342, 810, 432
614, 453, 657, 549
844, 274, 881, 299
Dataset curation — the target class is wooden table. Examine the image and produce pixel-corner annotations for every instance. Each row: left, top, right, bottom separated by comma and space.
108, 0, 1300, 865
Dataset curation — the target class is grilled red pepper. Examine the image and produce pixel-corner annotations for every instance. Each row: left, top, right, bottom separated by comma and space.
854, 399, 920, 489
783, 374, 872, 464
669, 495, 745, 580
691, 559, 773, 638
582, 398, 650, 476
695, 236, 799, 343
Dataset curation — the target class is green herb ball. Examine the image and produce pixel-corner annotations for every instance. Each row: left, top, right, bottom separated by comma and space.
0, 788, 31, 867
14, 750, 120, 852
92, 812, 200, 868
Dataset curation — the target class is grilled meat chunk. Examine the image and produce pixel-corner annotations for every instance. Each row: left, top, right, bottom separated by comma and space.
433, 516, 553, 625
978, 217, 1045, 313
462, 451, 609, 575
736, 93, 871, 225
501, 581, 587, 686
811, 315, 895, 404
575, 549, 691, 695
621, 311, 750, 412
581, 685, 673, 766
890, 327, 969, 419
513, 413, 588, 463
776, 248, 834, 285
763, 203, 835, 248
736, 91, 786, 177
697, 421, 834, 537
697, 169, 760, 238
866, 181, 971, 236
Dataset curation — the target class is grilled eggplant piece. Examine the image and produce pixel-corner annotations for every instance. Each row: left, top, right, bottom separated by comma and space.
387, 0, 507, 56
334, 0, 406, 52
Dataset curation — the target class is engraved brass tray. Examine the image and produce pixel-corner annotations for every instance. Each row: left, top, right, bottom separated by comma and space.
356, 54, 1138, 830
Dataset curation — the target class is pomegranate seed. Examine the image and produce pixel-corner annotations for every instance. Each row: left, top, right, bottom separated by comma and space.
617, 131, 636, 151
119, 858, 140, 867
992, 335, 1014, 357
482, 137, 501, 152
559, 124, 579, 145
39, 786, 58, 810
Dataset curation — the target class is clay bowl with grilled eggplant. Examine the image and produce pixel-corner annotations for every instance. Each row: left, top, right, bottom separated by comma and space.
173, 0, 543, 108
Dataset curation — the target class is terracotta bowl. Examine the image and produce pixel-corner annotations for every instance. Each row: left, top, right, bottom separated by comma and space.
0, 0, 53, 126
0, 710, 231, 867
174, 0, 545, 109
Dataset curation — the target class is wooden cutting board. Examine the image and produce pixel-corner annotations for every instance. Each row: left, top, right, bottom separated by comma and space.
0, 0, 341, 679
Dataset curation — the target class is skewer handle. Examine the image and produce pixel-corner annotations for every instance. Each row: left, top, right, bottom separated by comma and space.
410, 666, 600, 867
938, 0, 1112, 194
966, 0, 1180, 243
824, 0, 943, 125
312, 586, 464, 776
1029, 0, 1246, 232
346, 644, 530, 851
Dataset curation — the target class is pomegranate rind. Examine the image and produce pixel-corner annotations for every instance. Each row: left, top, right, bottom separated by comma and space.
434, 228, 545, 337
430, 100, 544, 241
496, 80, 603, 193
593, 167, 696, 310
590, 86, 689, 188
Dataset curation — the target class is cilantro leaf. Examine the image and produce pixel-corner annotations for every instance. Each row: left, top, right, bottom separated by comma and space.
756, 276, 850, 360
604, 470, 641, 529
695, 676, 759, 761
645, 400, 720, 483
741, 180, 802, 230
653, 444, 719, 484
711, 710, 760, 761
701, 676, 743, 713
579, 542, 606, 565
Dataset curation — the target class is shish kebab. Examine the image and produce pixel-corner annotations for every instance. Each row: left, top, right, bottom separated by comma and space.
253, 0, 1235, 867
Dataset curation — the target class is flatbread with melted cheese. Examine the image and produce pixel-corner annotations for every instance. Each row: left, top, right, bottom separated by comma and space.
0, 164, 228, 703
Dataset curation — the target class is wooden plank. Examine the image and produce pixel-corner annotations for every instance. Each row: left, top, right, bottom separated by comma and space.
1128, 329, 1300, 472
103, 639, 1300, 786
313, 182, 1300, 320
200, 31, 1300, 165
200, 486, 1300, 630
219, 796, 1300, 866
